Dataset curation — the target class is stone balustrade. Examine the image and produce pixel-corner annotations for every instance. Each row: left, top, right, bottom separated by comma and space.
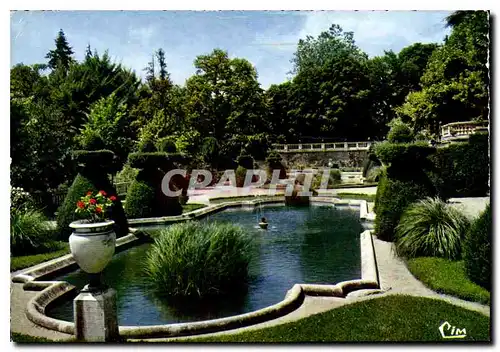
440, 120, 488, 142
273, 141, 372, 152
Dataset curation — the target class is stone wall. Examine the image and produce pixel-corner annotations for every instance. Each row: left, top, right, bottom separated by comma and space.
276, 150, 368, 169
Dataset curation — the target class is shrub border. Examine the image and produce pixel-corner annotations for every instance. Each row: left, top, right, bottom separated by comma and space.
12, 198, 378, 339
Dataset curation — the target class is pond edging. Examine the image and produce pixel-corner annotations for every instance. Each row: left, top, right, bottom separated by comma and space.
13, 198, 379, 339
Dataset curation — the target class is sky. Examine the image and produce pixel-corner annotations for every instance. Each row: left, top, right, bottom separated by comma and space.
10, 10, 452, 89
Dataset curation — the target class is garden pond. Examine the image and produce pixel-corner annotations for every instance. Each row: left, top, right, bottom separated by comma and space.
47, 204, 362, 325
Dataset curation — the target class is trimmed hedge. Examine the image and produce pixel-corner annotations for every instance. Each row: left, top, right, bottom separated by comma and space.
430, 133, 489, 199
374, 135, 489, 242
123, 179, 155, 219
124, 152, 184, 219
56, 173, 128, 241
464, 204, 491, 290
72, 149, 115, 167
374, 142, 437, 242
374, 141, 435, 166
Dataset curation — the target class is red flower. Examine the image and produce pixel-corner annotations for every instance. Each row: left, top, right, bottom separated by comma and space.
77, 201, 85, 209
89, 198, 97, 205
86, 191, 92, 196
110, 195, 117, 201
95, 206, 103, 213
99, 190, 107, 196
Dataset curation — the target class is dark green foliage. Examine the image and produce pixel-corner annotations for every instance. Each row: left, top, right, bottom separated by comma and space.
373, 147, 437, 242
266, 152, 287, 181
387, 121, 414, 143
201, 137, 219, 164
123, 179, 155, 219
395, 197, 470, 259
56, 172, 128, 241
464, 204, 491, 290
72, 150, 115, 168
124, 152, 184, 218
10, 208, 55, 256
128, 152, 184, 170
45, 29, 74, 71
236, 154, 254, 169
144, 221, 253, 298
235, 165, 247, 187
79, 131, 106, 150
156, 137, 177, 153
430, 133, 489, 198
137, 138, 158, 153
374, 141, 435, 166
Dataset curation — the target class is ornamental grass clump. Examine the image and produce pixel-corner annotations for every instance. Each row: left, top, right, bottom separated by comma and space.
394, 197, 470, 260
144, 221, 253, 299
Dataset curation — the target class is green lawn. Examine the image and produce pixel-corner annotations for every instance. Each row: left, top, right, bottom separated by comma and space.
209, 195, 284, 204
335, 193, 376, 202
10, 242, 70, 272
182, 203, 207, 213
182, 295, 490, 342
407, 257, 490, 305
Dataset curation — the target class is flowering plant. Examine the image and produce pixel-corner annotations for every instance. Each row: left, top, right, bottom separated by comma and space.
75, 190, 117, 223
10, 186, 34, 214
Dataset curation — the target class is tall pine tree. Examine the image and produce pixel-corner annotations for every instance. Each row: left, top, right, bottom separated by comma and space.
45, 29, 74, 72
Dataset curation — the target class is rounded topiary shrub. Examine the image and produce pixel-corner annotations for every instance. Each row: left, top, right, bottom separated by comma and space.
464, 204, 491, 290
123, 179, 155, 219
144, 221, 253, 299
395, 197, 470, 260
56, 151, 128, 241
124, 152, 184, 218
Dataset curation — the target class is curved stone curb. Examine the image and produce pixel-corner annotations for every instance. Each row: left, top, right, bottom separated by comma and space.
25, 281, 76, 335
13, 232, 147, 335
119, 284, 305, 339
15, 197, 380, 339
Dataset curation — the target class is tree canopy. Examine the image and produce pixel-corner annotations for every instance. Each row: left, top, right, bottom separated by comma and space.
10, 12, 490, 197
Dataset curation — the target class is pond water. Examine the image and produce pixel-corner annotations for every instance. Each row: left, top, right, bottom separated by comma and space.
47, 204, 362, 325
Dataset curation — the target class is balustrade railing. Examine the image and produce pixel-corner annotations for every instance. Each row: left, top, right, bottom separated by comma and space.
272, 141, 372, 152
440, 120, 488, 142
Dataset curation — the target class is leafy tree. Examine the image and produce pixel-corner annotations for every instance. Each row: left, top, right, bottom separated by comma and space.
184, 49, 266, 161
396, 11, 489, 136
45, 29, 74, 72
78, 93, 136, 168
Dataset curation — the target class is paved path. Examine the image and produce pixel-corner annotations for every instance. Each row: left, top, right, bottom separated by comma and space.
448, 197, 490, 220
10, 282, 73, 341
186, 185, 378, 205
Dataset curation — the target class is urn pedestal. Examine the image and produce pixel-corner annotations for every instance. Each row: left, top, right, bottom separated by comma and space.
69, 220, 119, 342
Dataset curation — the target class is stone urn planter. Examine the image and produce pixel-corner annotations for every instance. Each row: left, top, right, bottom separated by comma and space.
69, 220, 116, 291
